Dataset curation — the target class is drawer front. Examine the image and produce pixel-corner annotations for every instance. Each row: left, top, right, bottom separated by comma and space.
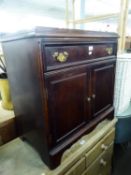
82, 144, 113, 175
85, 128, 115, 168
65, 157, 86, 175
44, 43, 115, 71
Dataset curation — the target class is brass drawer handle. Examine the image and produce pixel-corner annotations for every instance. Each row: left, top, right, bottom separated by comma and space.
53, 51, 69, 62
101, 144, 108, 151
106, 47, 113, 55
100, 158, 107, 166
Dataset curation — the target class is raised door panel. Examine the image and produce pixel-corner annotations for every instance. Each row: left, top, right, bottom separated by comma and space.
45, 67, 90, 146
91, 60, 115, 119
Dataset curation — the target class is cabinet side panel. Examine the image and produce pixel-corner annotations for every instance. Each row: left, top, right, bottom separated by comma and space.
2, 38, 51, 166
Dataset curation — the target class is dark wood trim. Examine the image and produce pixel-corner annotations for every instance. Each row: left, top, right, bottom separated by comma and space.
1, 27, 118, 42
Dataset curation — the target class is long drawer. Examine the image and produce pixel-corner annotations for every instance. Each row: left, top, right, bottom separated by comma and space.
85, 128, 115, 168
82, 143, 113, 175
43, 43, 115, 71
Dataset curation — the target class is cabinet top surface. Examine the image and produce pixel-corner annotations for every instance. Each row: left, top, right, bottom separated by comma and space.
1, 26, 118, 42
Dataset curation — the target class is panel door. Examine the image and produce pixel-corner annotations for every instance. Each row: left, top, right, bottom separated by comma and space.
45, 67, 90, 145
91, 60, 115, 118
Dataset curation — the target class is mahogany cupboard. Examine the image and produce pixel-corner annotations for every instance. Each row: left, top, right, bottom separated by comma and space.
1, 27, 118, 169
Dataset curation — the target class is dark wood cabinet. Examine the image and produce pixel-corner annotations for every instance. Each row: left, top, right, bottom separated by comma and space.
1, 27, 118, 169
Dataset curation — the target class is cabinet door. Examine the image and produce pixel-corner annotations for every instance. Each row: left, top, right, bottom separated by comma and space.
45, 67, 90, 145
91, 60, 115, 118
